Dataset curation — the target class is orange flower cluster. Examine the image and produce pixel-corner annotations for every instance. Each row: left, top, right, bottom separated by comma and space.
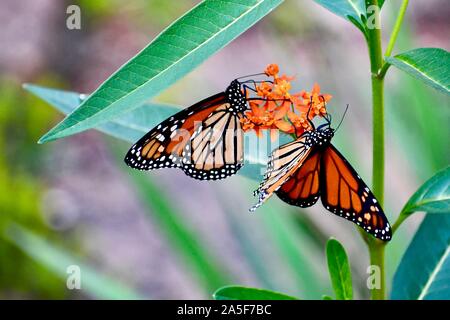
240, 64, 332, 138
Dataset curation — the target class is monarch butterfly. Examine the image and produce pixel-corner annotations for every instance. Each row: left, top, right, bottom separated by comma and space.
251, 109, 392, 241
124, 76, 268, 180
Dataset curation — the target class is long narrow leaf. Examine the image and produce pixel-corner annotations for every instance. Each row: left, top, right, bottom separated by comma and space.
24, 84, 180, 143
38, 0, 284, 143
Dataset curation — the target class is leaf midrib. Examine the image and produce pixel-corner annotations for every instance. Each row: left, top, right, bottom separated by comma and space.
404, 193, 450, 214
329, 245, 351, 299
418, 245, 450, 300
347, 0, 364, 18
391, 56, 449, 92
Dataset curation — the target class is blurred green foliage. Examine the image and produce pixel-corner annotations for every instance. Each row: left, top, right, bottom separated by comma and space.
0, 78, 65, 298
0, 78, 139, 299
77, 0, 196, 28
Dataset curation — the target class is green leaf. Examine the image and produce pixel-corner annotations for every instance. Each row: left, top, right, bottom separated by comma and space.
322, 295, 333, 300
385, 48, 450, 95
24, 84, 181, 143
401, 166, 450, 215
326, 238, 353, 300
4, 223, 142, 299
38, 0, 284, 143
313, 0, 367, 34
391, 214, 450, 299
213, 285, 298, 300
24, 84, 266, 180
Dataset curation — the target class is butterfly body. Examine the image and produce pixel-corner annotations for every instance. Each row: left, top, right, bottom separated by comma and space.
252, 118, 392, 241
303, 125, 334, 149
224, 80, 248, 115
125, 80, 248, 180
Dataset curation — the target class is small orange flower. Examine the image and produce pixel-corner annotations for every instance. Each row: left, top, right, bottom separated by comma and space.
274, 74, 295, 84
242, 64, 332, 139
272, 101, 293, 135
273, 79, 291, 97
241, 101, 294, 140
298, 82, 332, 118
264, 64, 279, 77
256, 82, 272, 97
287, 111, 312, 136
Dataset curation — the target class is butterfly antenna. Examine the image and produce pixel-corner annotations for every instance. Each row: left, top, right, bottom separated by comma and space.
335, 104, 349, 132
236, 72, 267, 81
306, 96, 315, 129
319, 95, 332, 126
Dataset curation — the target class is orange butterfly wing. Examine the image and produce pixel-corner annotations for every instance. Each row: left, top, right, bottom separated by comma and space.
125, 93, 245, 180
275, 149, 322, 208
320, 145, 391, 240
181, 103, 244, 179
125, 93, 226, 168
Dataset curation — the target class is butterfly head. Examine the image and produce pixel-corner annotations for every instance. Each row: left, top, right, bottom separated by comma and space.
226, 80, 247, 113
314, 107, 338, 140
319, 125, 335, 139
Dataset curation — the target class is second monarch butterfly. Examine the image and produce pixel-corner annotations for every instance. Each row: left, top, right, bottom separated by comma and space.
124, 75, 271, 180
251, 108, 392, 241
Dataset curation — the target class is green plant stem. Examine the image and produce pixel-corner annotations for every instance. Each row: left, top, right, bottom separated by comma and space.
391, 212, 408, 235
365, 0, 386, 300
368, 241, 386, 299
371, 78, 385, 203
362, 0, 410, 300
384, 0, 409, 58
379, 0, 410, 78
366, 0, 385, 206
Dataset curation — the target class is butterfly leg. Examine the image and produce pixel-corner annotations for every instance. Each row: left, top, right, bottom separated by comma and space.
249, 191, 270, 212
